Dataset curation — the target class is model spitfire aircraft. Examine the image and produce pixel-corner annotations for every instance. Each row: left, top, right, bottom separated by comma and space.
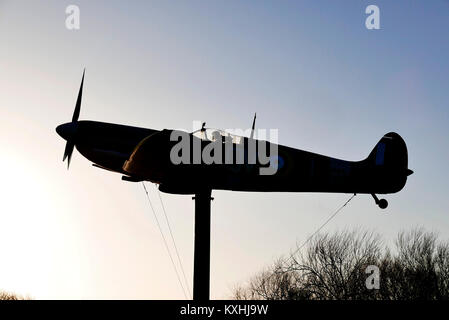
56, 72, 413, 209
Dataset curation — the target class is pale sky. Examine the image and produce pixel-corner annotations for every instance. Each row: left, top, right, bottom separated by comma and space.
0, 0, 448, 299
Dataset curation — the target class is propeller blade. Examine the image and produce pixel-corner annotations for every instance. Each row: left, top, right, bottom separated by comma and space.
63, 140, 75, 169
72, 69, 85, 122
67, 148, 73, 169
60, 70, 85, 170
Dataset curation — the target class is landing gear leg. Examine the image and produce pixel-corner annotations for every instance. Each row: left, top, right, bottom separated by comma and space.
371, 193, 388, 209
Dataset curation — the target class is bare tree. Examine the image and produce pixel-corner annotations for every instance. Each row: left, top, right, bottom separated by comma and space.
233, 228, 449, 300
0, 290, 29, 300
381, 228, 449, 300
233, 259, 307, 300
286, 229, 383, 300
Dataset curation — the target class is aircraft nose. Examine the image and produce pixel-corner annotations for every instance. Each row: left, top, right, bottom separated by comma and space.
56, 122, 78, 141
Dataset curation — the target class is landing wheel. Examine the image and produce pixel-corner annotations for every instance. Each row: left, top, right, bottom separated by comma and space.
378, 198, 388, 209
371, 193, 388, 209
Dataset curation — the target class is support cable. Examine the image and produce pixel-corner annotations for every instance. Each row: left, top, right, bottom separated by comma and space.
155, 184, 192, 299
287, 193, 357, 262
141, 182, 188, 299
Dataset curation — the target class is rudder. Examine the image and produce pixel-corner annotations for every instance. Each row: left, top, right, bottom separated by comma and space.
366, 132, 412, 177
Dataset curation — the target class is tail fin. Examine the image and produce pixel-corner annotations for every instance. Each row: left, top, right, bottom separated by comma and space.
366, 132, 413, 177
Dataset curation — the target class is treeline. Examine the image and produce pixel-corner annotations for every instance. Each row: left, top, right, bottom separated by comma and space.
0, 291, 28, 300
233, 228, 449, 300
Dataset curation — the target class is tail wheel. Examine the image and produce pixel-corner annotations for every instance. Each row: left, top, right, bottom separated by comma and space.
371, 193, 388, 209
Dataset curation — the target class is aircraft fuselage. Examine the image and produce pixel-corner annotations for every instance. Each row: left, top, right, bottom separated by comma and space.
56, 121, 412, 196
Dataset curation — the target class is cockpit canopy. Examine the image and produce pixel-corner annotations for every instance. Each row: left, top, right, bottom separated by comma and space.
191, 128, 245, 144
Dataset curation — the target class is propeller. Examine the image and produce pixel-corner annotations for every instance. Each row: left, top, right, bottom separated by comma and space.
62, 69, 85, 169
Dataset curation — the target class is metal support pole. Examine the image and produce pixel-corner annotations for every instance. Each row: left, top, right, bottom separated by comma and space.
193, 189, 212, 301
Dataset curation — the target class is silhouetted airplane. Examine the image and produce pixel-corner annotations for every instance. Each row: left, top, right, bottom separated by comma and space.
56, 71, 413, 209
